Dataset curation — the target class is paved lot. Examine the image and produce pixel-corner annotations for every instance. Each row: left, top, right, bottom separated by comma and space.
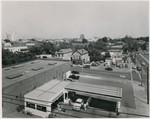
2, 107, 39, 118
72, 67, 131, 80
90, 62, 132, 72
132, 70, 141, 82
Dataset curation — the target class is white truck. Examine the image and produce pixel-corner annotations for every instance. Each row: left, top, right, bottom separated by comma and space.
73, 98, 83, 110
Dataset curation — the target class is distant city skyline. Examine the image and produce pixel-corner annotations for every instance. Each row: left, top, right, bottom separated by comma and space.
2, 1, 149, 40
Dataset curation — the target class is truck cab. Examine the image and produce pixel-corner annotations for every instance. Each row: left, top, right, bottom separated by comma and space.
73, 98, 83, 110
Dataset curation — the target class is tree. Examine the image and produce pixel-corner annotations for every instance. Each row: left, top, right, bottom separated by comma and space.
102, 37, 108, 43
82, 38, 88, 43
29, 42, 56, 55
141, 42, 148, 50
58, 42, 73, 49
2, 49, 36, 67
4, 39, 10, 43
87, 38, 109, 61
104, 52, 111, 59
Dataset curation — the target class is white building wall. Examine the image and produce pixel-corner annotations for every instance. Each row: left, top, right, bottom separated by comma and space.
39, 54, 52, 58
24, 99, 51, 118
72, 52, 80, 60
4, 46, 28, 53
63, 52, 72, 60
65, 70, 71, 79
72, 52, 89, 63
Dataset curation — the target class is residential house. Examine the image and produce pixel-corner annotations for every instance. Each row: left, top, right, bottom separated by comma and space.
56, 48, 73, 60
72, 49, 90, 64
36, 54, 52, 59
4, 43, 28, 53
109, 45, 123, 57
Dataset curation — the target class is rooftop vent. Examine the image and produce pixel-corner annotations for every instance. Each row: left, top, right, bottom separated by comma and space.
32, 67, 43, 71
24, 71, 29, 74
6, 72, 23, 79
12, 65, 23, 68
48, 62, 57, 65
5, 68, 10, 71
31, 61, 40, 64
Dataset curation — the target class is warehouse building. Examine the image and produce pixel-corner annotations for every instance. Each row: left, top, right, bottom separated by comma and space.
2, 59, 71, 108
24, 80, 122, 117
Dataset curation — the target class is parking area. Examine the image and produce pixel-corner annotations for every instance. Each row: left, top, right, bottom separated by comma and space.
90, 62, 133, 72
3, 107, 39, 118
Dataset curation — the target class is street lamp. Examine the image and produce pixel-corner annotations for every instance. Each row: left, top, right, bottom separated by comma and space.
140, 62, 145, 87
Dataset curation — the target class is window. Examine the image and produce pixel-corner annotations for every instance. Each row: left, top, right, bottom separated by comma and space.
79, 56, 81, 60
37, 105, 47, 112
26, 102, 35, 109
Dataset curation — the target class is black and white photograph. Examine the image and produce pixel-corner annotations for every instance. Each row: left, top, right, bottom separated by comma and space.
1, 0, 149, 118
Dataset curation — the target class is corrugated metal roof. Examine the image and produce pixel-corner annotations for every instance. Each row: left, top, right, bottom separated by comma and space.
57, 48, 72, 54
65, 82, 122, 98
25, 80, 70, 104
6, 72, 23, 79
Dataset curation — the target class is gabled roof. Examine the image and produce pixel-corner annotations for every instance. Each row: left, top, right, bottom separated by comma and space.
57, 48, 72, 54
73, 49, 88, 55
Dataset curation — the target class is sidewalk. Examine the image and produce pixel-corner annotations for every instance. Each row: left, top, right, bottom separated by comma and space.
119, 80, 149, 117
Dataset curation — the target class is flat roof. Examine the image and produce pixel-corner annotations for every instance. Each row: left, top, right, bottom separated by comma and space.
2, 59, 68, 88
25, 80, 70, 105
65, 82, 122, 98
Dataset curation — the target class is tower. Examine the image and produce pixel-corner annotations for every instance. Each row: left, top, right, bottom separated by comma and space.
80, 34, 85, 40
6, 33, 16, 41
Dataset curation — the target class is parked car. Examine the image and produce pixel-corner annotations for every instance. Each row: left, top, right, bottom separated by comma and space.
105, 67, 113, 71
91, 62, 98, 67
83, 65, 90, 69
96, 61, 100, 65
65, 78, 74, 82
137, 66, 142, 71
100, 60, 104, 63
71, 70, 79, 74
69, 75, 80, 79
73, 98, 84, 110
141, 62, 145, 66
132, 66, 136, 69
16, 105, 24, 112
125, 64, 128, 68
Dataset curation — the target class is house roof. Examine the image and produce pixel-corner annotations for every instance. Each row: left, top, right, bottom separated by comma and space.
73, 49, 88, 55
57, 48, 72, 54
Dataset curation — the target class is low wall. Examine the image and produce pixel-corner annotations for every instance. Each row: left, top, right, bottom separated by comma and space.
71, 67, 131, 80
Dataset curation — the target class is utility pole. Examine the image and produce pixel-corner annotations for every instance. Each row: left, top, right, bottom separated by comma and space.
147, 67, 149, 104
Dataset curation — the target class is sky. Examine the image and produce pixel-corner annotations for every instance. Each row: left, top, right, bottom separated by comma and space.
2, 1, 149, 39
